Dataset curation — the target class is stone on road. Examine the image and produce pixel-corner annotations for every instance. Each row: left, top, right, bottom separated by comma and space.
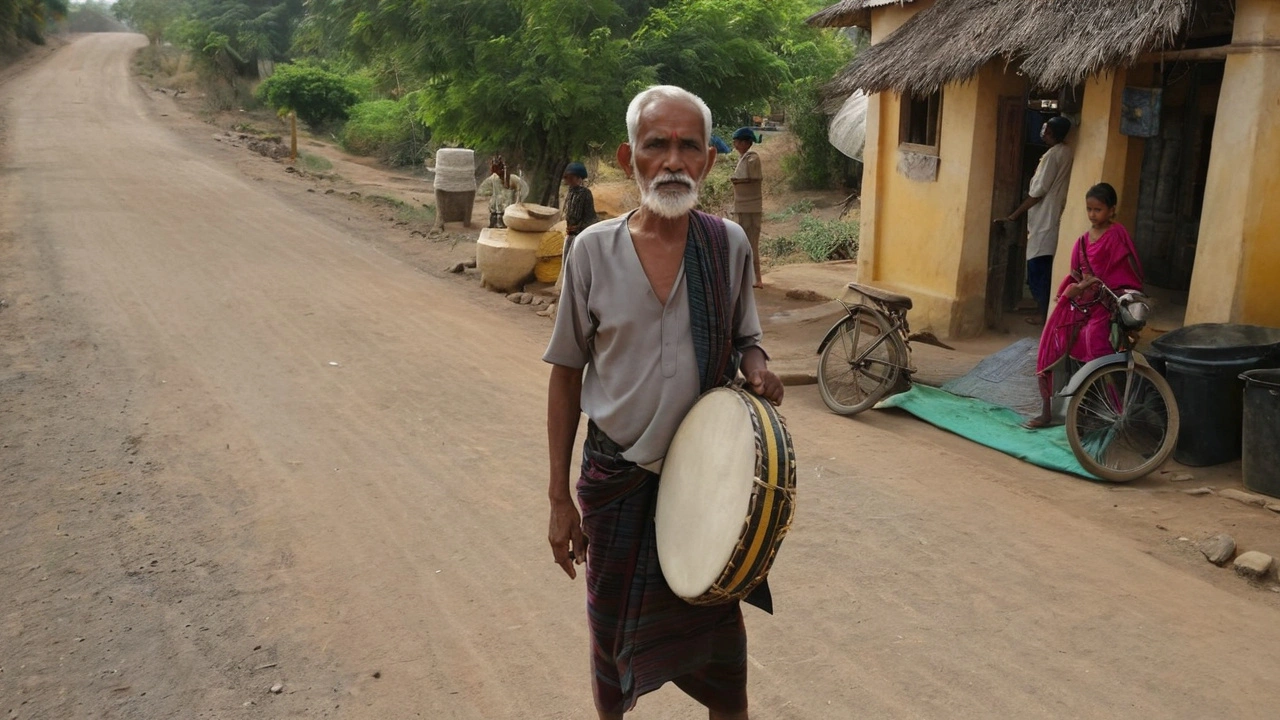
1234, 552, 1275, 581
1218, 488, 1271, 508
1199, 534, 1238, 566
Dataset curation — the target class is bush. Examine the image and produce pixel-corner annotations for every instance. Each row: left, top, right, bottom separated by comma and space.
340, 95, 431, 166
781, 78, 849, 191
697, 161, 735, 215
791, 216, 859, 262
767, 199, 815, 222
256, 63, 360, 128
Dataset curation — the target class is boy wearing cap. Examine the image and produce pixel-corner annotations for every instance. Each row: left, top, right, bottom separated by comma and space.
730, 127, 764, 288
562, 161, 598, 254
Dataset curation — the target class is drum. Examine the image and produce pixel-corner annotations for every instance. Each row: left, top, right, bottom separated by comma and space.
655, 386, 797, 605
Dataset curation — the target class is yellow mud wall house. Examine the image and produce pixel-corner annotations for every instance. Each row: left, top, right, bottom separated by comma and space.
809, 0, 1280, 339
1185, 0, 1280, 328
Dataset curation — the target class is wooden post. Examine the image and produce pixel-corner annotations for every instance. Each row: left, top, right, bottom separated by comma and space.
1138, 41, 1280, 64
290, 111, 298, 163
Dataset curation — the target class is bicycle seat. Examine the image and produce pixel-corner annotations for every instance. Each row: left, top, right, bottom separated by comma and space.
847, 283, 913, 311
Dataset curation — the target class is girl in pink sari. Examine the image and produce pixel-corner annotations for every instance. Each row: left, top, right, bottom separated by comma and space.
1027, 183, 1143, 428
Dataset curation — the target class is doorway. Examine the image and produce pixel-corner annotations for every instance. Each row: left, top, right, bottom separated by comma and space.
986, 95, 1025, 329
986, 87, 1076, 330
1133, 60, 1223, 325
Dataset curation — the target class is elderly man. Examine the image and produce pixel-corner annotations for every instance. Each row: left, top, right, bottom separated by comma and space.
544, 85, 783, 719
729, 127, 764, 288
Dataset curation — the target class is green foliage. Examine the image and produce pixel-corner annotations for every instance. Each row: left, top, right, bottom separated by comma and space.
766, 198, 815, 221
256, 62, 360, 127
2, 0, 68, 46
777, 18, 863, 190
761, 233, 802, 263
121, 0, 304, 76
788, 215, 859, 262
364, 195, 436, 226
340, 95, 431, 166
295, 0, 849, 202
298, 151, 332, 172
697, 160, 735, 215
781, 77, 847, 190
632, 0, 792, 120
112, 0, 178, 44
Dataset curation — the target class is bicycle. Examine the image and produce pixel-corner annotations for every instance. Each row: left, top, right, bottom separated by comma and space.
816, 283, 915, 415
816, 280, 1180, 482
1056, 282, 1180, 482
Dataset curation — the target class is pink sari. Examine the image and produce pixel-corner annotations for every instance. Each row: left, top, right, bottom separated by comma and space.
1035, 223, 1144, 389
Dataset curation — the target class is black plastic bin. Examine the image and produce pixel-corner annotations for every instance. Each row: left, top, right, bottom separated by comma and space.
1151, 324, 1280, 467
1241, 369, 1280, 499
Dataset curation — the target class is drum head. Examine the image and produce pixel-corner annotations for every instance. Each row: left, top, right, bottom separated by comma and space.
656, 389, 757, 599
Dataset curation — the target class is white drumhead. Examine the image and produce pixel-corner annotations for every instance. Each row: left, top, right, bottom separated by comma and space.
655, 389, 757, 599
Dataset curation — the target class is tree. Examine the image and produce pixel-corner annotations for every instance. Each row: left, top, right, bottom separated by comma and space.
2, 0, 68, 46
256, 61, 360, 126
112, 0, 181, 45
299, 0, 840, 203
149, 0, 305, 75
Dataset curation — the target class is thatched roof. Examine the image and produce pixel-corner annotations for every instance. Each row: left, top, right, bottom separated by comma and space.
826, 0, 1194, 97
806, 0, 916, 29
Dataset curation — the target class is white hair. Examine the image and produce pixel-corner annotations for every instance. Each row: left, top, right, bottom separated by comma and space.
625, 85, 713, 148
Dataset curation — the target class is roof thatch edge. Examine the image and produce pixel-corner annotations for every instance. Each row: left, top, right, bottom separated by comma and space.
825, 0, 1195, 98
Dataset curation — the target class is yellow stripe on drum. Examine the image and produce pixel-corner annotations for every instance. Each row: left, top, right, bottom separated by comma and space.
725, 391, 783, 593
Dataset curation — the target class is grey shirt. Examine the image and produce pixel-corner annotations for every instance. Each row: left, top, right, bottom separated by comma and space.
543, 213, 765, 465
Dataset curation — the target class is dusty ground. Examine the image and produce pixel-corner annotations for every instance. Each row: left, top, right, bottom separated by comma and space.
4, 34, 1280, 720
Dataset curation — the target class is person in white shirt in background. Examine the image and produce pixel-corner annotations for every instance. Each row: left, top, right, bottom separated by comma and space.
1003, 116, 1074, 325
479, 155, 529, 228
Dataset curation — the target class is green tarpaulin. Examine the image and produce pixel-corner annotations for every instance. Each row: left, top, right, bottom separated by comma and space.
878, 385, 1095, 479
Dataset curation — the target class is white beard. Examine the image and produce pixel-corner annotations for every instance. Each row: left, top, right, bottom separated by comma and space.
635, 169, 700, 219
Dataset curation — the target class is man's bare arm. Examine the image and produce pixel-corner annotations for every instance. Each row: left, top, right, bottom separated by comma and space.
547, 364, 586, 579
1004, 194, 1044, 222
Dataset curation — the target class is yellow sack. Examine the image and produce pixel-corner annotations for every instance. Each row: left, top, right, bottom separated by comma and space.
534, 255, 563, 283
535, 229, 565, 259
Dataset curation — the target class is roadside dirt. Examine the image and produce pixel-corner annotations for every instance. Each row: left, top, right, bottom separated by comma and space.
3, 34, 1280, 720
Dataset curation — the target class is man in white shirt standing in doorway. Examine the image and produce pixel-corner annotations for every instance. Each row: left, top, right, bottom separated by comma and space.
1004, 116, 1074, 326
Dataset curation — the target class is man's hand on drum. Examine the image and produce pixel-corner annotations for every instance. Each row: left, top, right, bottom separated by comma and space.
741, 346, 783, 405
548, 498, 586, 580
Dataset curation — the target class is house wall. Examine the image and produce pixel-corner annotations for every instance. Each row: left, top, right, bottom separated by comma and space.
1186, 0, 1280, 327
858, 0, 1009, 338
856, 0, 1280, 339
1052, 68, 1148, 307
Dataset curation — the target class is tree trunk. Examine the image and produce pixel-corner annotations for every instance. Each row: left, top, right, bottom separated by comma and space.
528, 144, 570, 208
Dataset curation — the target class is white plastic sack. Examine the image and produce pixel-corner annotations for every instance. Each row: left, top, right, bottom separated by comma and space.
828, 91, 868, 162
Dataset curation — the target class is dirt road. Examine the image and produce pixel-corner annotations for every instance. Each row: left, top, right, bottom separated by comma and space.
3, 34, 1279, 719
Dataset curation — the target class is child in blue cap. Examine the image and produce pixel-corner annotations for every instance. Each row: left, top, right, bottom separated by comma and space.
562, 161, 598, 253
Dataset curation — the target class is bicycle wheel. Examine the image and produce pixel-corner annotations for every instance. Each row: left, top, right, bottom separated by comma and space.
1066, 363, 1180, 482
817, 307, 907, 415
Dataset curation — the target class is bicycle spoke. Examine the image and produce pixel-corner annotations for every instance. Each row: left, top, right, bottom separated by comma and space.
818, 308, 905, 415
1068, 365, 1177, 479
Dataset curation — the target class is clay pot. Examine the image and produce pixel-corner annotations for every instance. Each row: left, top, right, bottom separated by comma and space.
477, 228, 558, 292
503, 203, 561, 233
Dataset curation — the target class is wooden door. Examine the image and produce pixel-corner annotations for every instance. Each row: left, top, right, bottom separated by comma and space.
987, 96, 1026, 328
